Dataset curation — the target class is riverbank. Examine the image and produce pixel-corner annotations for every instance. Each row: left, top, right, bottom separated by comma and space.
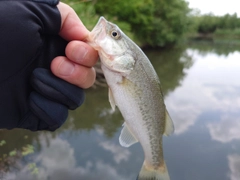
187, 31, 240, 43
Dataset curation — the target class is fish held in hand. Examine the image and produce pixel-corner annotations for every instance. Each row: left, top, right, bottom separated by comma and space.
87, 17, 174, 180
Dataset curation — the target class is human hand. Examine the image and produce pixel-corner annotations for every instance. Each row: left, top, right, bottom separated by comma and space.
0, 1, 98, 131
51, 2, 98, 89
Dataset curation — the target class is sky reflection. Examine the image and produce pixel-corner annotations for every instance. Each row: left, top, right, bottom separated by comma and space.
228, 154, 240, 180
207, 114, 240, 143
5, 133, 134, 180
166, 49, 240, 137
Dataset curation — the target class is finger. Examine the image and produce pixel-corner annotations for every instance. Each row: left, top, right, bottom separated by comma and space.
51, 56, 96, 89
65, 41, 98, 67
57, 2, 89, 41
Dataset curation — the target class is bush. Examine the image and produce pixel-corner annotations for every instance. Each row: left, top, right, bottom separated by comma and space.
191, 13, 240, 35
93, 0, 190, 47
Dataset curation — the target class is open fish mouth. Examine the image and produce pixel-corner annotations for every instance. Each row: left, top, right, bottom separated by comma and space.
88, 17, 107, 45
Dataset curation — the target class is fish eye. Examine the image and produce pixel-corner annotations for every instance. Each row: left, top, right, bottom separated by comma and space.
112, 31, 118, 37
111, 30, 121, 39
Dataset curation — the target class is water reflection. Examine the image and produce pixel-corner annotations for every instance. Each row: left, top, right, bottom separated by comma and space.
1, 41, 240, 180
207, 114, 240, 143
64, 87, 123, 138
145, 46, 192, 96
228, 154, 240, 180
99, 141, 131, 164
188, 40, 240, 56
166, 50, 240, 135
4, 135, 132, 180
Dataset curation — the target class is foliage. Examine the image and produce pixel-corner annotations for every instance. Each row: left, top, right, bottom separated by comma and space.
0, 140, 6, 146
93, 0, 154, 44
62, 0, 190, 47
197, 14, 219, 33
94, 0, 190, 47
214, 28, 240, 38
9, 150, 17, 157
190, 13, 240, 36
61, 1, 240, 45
149, 0, 190, 47
218, 13, 240, 29
0, 139, 37, 177
28, 163, 39, 175
62, 0, 99, 30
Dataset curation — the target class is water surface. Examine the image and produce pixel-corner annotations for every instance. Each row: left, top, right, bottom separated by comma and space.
1, 41, 240, 180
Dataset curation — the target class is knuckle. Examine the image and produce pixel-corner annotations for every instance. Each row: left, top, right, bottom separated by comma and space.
77, 67, 96, 89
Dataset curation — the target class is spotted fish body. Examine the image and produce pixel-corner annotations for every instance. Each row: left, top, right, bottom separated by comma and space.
87, 17, 174, 180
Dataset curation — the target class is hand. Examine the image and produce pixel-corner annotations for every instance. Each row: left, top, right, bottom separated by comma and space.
52, 2, 98, 89
0, 1, 98, 131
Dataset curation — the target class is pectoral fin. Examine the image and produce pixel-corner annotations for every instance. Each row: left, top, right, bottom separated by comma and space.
164, 110, 174, 136
119, 123, 138, 147
108, 88, 116, 111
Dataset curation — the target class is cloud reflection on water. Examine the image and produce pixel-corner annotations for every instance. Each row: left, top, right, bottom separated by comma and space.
207, 114, 240, 143
166, 50, 240, 138
205, 84, 240, 143
228, 154, 240, 180
4, 135, 132, 180
99, 141, 131, 164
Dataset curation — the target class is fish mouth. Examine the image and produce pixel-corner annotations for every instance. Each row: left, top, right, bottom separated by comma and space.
87, 16, 107, 48
94, 16, 107, 30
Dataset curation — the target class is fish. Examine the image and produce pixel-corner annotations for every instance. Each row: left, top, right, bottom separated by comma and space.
87, 17, 174, 180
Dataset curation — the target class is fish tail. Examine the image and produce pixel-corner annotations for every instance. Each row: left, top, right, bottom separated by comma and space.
137, 161, 170, 180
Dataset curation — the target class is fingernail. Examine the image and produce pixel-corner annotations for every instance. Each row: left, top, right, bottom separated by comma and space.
74, 46, 88, 62
58, 59, 75, 76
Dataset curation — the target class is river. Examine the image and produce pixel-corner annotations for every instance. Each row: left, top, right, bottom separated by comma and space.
1, 41, 240, 180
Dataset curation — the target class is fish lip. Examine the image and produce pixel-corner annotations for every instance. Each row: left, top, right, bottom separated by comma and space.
88, 16, 107, 43
97, 16, 107, 27
93, 16, 107, 33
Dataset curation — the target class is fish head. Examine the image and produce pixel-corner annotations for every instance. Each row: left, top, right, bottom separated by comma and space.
88, 17, 135, 73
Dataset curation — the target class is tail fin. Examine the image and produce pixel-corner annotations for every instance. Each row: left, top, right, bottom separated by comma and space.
137, 161, 170, 180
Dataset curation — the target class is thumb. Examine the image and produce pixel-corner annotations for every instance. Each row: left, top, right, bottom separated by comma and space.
57, 2, 89, 41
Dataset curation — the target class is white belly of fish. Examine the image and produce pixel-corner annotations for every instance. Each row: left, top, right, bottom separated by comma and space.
102, 65, 165, 168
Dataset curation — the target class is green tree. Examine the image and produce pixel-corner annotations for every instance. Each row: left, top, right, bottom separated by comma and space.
190, 12, 240, 36
218, 13, 240, 29
148, 0, 190, 47
94, 0, 190, 47
93, 0, 154, 44
197, 14, 219, 33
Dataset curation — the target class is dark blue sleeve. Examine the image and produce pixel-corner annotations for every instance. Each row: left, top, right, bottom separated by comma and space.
0, 0, 85, 131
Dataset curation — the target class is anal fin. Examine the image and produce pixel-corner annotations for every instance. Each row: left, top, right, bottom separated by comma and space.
164, 110, 174, 136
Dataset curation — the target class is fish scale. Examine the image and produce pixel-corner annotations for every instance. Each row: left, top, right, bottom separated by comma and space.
87, 16, 174, 180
